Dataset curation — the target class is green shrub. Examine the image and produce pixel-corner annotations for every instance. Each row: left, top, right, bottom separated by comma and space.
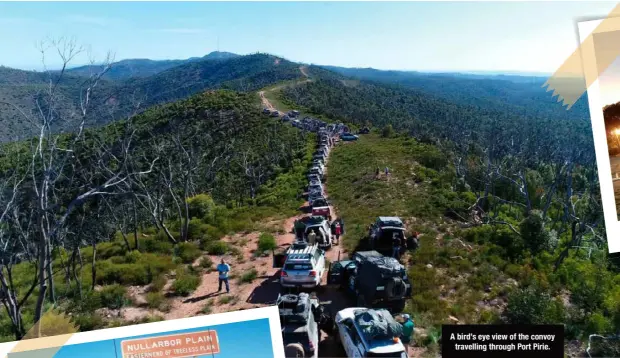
176, 242, 201, 264
257, 233, 277, 252
238, 269, 258, 284
519, 210, 552, 255
187, 194, 216, 220
140, 236, 174, 254
381, 124, 395, 138
150, 274, 167, 292
73, 314, 105, 332
124, 250, 143, 263
97, 242, 125, 259
145, 292, 166, 310
172, 271, 201, 296
205, 241, 229, 255
504, 285, 565, 325
96, 254, 175, 286
199, 256, 213, 269
99, 284, 129, 309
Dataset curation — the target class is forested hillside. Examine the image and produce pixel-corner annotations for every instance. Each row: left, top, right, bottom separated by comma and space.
0, 89, 313, 341
281, 73, 620, 356
66, 51, 240, 80
0, 53, 303, 142
321, 65, 591, 122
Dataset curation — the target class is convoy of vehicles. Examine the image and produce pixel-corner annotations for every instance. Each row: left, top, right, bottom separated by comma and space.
267, 109, 410, 358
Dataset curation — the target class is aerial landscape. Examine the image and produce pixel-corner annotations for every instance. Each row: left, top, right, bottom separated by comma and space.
0, 1, 619, 358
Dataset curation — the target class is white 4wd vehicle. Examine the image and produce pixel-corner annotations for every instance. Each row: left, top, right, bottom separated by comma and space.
335, 308, 408, 358
304, 216, 333, 249
275, 241, 326, 289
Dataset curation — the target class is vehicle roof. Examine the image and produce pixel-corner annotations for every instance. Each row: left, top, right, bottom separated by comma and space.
378, 216, 403, 223
336, 308, 406, 354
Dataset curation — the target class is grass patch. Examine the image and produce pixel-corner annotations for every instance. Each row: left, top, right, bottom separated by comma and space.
172, 270, 202, 297
238, 269, 258, 284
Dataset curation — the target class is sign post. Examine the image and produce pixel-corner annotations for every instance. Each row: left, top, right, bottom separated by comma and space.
120, 330, 220, 358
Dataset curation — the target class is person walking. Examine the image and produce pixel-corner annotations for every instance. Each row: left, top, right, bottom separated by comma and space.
217, 258, 230, 293
392, 232, 401, 259
294, 219, 305, 240
308, 229, 317, 245
375, 167, 381, 179
334, 221, 342, 245
385, 167, 390, 176
400, 314, 415, 356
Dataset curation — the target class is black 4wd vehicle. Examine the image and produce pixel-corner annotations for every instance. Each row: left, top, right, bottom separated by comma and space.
327, 251, 411, 313
364, 216, 415, 257
278, 293, 333, 358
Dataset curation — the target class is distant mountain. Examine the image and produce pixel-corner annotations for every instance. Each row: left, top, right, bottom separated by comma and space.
67, 51, 241, 81
0, 53, 302, 142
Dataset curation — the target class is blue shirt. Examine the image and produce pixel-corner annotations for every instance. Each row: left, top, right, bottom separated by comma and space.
217, 263, 230, 279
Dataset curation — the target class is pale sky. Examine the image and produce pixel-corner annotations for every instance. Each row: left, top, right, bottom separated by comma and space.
0, 1, 617, 72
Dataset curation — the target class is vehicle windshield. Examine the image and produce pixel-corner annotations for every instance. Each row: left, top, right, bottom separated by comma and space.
313, 200, 328, 207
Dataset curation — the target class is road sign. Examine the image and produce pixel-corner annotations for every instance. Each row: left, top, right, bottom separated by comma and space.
120, 330, 219, 358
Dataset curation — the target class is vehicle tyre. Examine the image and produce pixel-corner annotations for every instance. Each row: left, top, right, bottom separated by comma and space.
284, 343, 305, 358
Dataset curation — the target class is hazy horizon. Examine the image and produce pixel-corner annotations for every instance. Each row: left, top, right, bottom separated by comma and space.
0, 1, 616, 73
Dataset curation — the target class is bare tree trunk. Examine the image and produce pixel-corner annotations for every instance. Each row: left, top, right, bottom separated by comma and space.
133, 197, 139, 250
91, 240, 97, 291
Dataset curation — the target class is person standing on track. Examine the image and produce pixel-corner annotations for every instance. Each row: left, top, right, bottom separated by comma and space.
333, 221, 342, 245
400, 314, 415, 356
308, 229, 317, 245
392, 232, 401, 259
216, 258, 230, 293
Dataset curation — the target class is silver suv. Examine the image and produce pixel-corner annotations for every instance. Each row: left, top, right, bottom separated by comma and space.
276, 241, 326, 289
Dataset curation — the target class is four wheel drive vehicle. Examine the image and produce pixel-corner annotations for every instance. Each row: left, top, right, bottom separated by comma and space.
334, 308, 408, 358
292, 119, 301, 127
303, 216, 334, 249
307, 173, 322, 183
367, 217, 412, 255
263, 108, 271, 114
340, 133, 359, 141
311, 161, 325, 173
311, 198, 331, 220
308, 191, 323, 206
314, 150, 327, 160
309, 166, 324, 179
275, 241, 327, 289
282, 115, 291, 122
270, 110, 280, 117
312, 155, 326, 165
308, 178, 322, 188
308, 183, 324, 195
327, 251, 411, 313
278, 293, 320, 358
